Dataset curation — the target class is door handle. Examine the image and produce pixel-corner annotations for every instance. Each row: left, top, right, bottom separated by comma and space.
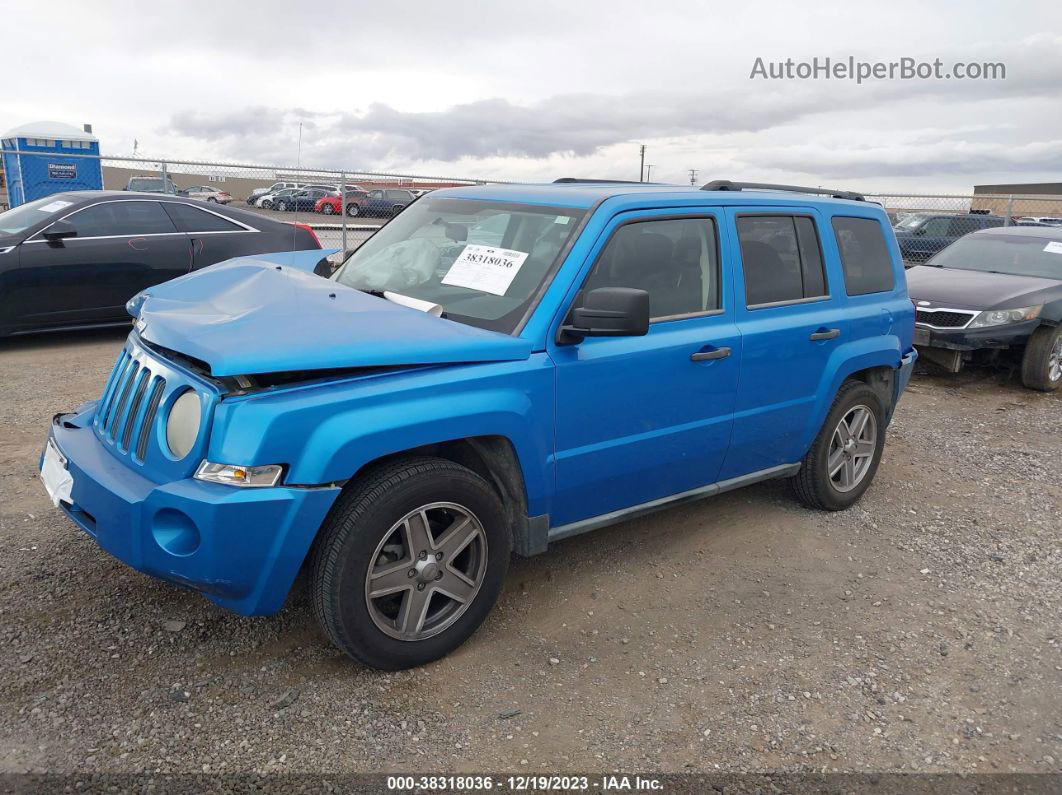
690, 346, 731, 362
809, 328, 840, 341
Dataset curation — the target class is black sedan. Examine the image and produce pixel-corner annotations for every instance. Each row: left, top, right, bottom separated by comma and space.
907, 226, 1062, 390
0, 191, 322, 337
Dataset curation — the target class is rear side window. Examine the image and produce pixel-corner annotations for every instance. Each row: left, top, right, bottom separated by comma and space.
831, 217, 895, 295
163, 203, 244, 233
64, 201, 177, 237
737, 215, 828, 306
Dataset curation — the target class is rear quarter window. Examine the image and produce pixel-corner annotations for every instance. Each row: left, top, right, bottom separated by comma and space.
163, 202, 244, 233
831, 217, 895, 295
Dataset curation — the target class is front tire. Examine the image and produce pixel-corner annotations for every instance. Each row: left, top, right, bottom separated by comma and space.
321, 204, 335, 215
789, 380, 887, 511
1021, 325, 1062, 391
276, 200, 288, 212
311, 457, 510, 670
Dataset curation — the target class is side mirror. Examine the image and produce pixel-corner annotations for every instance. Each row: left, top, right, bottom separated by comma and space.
560, 287, 650, 343
43, 219, 77, 243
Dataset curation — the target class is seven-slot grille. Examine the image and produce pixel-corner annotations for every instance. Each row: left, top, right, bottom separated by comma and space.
915, 308, 976, 329
94, 348, 167, 463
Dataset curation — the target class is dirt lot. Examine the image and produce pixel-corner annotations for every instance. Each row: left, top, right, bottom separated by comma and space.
0, 329, 1059, 776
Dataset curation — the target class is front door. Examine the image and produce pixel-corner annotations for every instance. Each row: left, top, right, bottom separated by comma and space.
13, 200, 191, 328
550, 210, 740, 527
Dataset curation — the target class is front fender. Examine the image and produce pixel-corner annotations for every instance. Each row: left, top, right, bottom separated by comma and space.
207, 355, 555, 517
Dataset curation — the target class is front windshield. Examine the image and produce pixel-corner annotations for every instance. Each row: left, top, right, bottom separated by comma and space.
0, 195, 74, 236
332, 198, 585, 333
895, 214, 927, 231
927, 234, 1062, 281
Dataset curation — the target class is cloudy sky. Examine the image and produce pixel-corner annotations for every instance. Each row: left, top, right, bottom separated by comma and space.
3, 0, 1061, 191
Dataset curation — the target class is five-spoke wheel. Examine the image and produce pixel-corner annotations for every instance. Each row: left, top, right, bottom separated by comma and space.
365, 502, 487, 641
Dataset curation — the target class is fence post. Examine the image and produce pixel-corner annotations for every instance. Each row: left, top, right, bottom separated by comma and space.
1004, 195, 1013, 226
160, 161, 169, 194
340, 172, 347, 256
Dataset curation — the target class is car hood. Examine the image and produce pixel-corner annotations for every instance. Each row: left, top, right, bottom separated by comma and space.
906, 265, 1062, 310
133, 254, 532, 376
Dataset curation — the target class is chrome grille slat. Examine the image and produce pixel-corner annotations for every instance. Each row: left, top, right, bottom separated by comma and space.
120, 369, 151, 451
106, 361, 140, 439
98, 353, 134, 431
95, 351, 130, 429
136, 377, 166, 462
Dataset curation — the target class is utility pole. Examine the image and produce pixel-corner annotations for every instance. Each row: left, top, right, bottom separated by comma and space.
639, 144, 646, 182
688, 168, 698, 186
645, 164, 655, 181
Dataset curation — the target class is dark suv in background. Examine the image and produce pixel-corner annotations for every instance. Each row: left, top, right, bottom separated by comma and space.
894, 212, 1006, 264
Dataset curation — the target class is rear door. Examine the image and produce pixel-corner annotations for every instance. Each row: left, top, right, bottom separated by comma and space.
13, 200, 190, 327
719, 207, 848, 479
160, 201, 260, 269
550, 209, 741, 527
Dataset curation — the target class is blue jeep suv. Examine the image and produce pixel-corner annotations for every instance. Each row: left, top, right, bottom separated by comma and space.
40, 179, 917, 670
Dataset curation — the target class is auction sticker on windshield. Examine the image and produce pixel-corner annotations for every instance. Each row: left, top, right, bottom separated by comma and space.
1043, 241, 1062, 254
442, 244, 529, 296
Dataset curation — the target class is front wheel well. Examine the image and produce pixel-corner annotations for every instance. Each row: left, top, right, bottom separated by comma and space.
341, 437, 530, 554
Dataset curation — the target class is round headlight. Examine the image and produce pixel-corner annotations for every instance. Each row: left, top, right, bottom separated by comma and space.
166, 390, 202, 459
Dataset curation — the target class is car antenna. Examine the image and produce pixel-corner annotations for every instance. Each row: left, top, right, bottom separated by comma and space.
291, 121, 303, 254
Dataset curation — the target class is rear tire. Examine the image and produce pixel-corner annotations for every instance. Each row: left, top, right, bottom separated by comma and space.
346, 204, 360, 217
789, 380, 887, 511
1020, 325, 1062, 391
311, 457, 510, 670
321, 204, 335, 215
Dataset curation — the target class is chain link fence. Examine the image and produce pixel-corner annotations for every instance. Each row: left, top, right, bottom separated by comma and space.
3, 148, 1062, 266
0, 149, 499, 257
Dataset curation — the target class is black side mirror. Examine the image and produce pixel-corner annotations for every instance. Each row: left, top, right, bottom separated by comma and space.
43, 219, 77, 243
560, 287, 650, 343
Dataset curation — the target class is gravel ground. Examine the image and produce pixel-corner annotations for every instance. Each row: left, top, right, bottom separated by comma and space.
0, 330, 1059, 777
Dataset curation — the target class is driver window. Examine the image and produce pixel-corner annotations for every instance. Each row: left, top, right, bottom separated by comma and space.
584, 217, 719, 320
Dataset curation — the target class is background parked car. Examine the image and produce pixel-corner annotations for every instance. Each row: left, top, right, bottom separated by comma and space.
893, 212, 1006, 264
277, 188, 335, 213
256, 187, 302, 209
124, 176, 180, 195
0, 191, 322, 337
182, 185, 233, 204
362, 188, 417, 217
907, 226, 1062, 390
314, 189, 369, 216
247, 182, 305, 205
1017, 216, 1062, 227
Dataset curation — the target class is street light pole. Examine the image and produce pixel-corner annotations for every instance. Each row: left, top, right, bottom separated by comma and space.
639, 144, 646, 182
688, 169, 698, 186
645, 164, 654, 181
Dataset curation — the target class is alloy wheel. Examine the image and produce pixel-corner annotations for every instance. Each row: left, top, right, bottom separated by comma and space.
827, 405, 877, 493
364, 502, 488, 641
1049, 335, 1062, 382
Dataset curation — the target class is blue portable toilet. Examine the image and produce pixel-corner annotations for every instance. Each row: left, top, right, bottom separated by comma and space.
1, 121, 102, 207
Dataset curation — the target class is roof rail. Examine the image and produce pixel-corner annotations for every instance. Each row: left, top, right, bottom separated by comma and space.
553, 177, 664, 185
701, 180, 865, 202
